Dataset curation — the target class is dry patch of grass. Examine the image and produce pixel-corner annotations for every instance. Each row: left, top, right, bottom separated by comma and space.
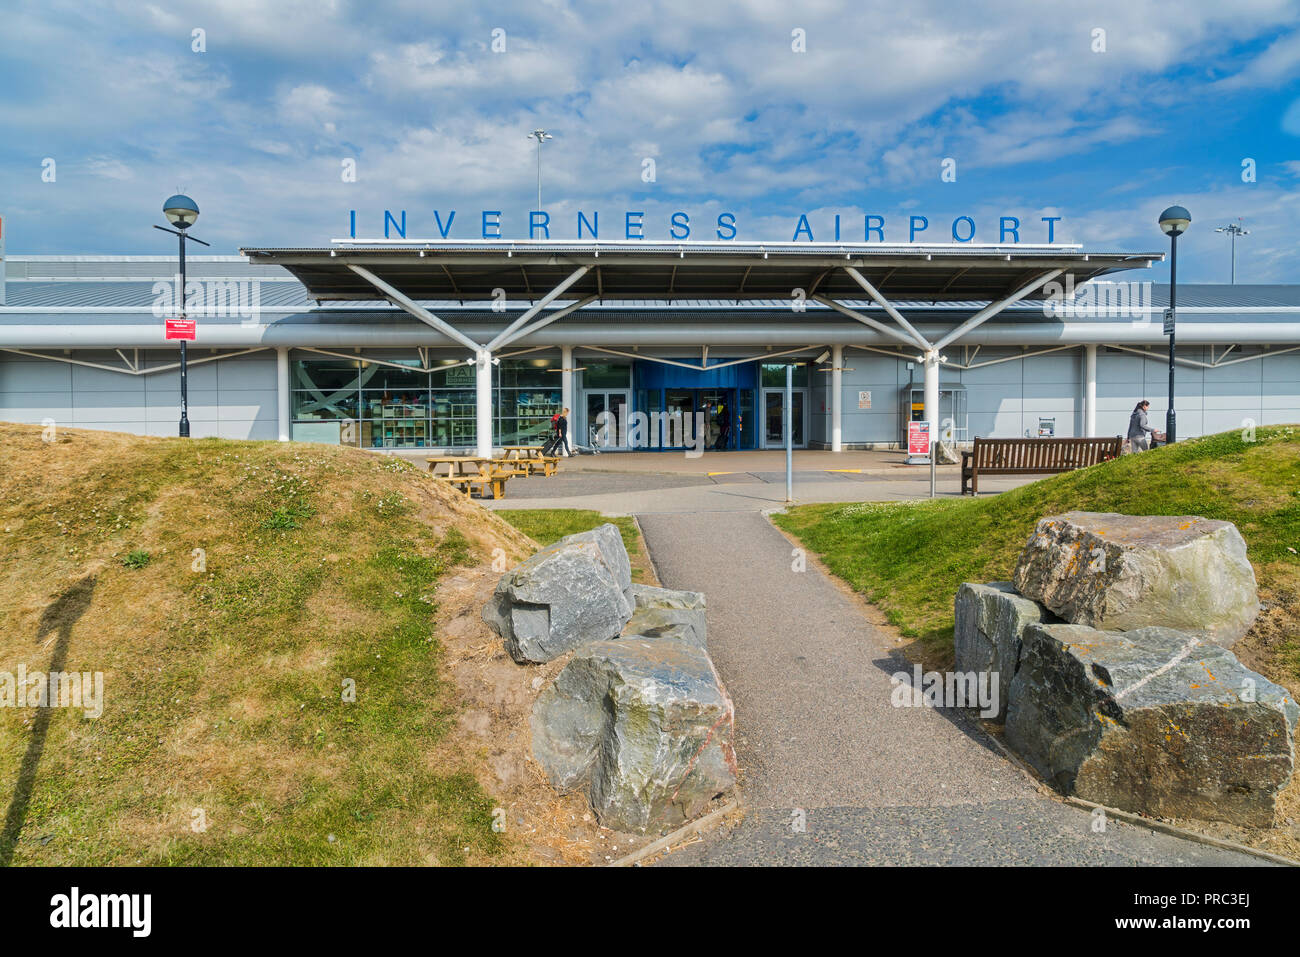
0, 422, 593, 866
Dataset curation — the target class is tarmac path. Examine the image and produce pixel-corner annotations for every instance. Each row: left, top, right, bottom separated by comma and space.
637, 511, 1269, 866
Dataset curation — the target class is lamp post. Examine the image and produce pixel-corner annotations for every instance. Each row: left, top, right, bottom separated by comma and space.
1157, 205, 1191, 445
155, 194, 209, 437
527, 129, 553, 212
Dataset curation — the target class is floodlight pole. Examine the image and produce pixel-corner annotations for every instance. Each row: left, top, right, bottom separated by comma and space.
1215, 223, 1248, 284
529, 129, 552, 212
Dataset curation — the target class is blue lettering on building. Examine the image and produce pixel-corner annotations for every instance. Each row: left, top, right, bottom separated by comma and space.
432, 210, 455, 238
346, 208, 1065, 243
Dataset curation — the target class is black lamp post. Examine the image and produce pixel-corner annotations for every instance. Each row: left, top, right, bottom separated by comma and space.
1157, 205, 1191, 445
155, 194, 209, 437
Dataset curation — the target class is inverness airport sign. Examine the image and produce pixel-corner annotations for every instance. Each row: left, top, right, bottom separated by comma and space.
345, 209, 1066, 244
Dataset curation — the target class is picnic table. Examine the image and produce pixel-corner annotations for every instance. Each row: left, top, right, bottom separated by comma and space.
498, 445, 560, 477
426, 455, 515, 500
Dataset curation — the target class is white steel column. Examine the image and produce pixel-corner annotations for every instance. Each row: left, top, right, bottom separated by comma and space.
561, 345, 574, 424
1084, 344, 1097, 437
831, 344, 843, 452
475, 350, 494, 458
276, 346, 290, 442
924, 350, 940, 436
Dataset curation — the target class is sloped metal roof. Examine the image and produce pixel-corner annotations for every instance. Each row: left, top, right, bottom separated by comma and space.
238, 242, 1161, 302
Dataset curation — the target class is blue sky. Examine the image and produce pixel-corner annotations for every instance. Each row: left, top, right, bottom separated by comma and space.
1, 0, 1298, 282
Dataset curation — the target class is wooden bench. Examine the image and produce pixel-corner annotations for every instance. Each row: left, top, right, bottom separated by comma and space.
961, 436, 1122, 495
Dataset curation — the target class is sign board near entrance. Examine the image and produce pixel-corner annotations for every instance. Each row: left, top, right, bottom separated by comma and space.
907, 420, 931, 457
165, 318, 196, 341
444, 365, 474, 386
858, 390, 872, 410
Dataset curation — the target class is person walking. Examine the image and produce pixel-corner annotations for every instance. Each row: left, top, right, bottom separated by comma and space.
556, 407, 572, 456
714, 399, 731, 450
1128, 399, 1156, 451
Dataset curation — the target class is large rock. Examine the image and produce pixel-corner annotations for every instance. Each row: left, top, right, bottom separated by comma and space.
1012, 511, 1259, 647
482, 527, 633, 663
622, 584, 708, 649
1005, 622, 1298, 826
625, 582, 705, 612
564, 523, 632, 593
531, 637, 737, 832
953, 581, 1054, 721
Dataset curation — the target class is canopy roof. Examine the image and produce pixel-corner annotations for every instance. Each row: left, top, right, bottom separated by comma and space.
239, 241, 1161, 303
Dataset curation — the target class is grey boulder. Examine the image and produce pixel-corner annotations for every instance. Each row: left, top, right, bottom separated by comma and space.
1012, 511, 1260, 647
953, 581, 1054, 721
622, 584, 708, 649
531, 637, 737, 833
564, 523, 632, 592
1005, 622, 1298, 827
482, 529, 632, 663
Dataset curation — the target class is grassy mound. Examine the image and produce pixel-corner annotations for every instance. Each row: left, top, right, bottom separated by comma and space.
774, 426, 1300, 690
0, 423, 536, 865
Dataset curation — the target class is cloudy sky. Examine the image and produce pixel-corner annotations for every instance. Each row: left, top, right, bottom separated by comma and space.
2, 0, 1298, 281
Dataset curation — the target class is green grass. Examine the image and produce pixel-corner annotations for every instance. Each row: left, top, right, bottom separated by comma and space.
496, 509, 651, 583
0, 424, 512, 866
774, 426, 1300, 685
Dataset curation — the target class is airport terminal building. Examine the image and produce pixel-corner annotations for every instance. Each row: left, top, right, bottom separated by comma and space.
2, 239, 1299, 454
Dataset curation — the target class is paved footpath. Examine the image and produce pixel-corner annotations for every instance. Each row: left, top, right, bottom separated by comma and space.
638, 511, 1269, 866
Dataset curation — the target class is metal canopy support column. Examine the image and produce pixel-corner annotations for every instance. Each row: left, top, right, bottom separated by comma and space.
475, 349, 494, 458
924, 351, 940, 444
276, 346, 290, 442
1084, 344, 1097, 437
561, 345, 574, 426
831, 344, 843, 452
347, 264, 481, 352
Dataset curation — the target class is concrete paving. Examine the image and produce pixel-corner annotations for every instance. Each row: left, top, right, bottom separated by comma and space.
487, 468, 1032, 513
638, 511, 1268, 866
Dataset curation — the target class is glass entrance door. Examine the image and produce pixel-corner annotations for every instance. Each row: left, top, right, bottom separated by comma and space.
762, 389, 805, 448
586, 390, 629, 448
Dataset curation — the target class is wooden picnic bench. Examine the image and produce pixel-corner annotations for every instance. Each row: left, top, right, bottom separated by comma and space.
426, 455, 515, 500
498, 445, 560, 477
961, 436, 1122, 495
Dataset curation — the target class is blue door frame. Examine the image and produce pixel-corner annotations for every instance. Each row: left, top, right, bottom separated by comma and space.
632, 359, 759, 450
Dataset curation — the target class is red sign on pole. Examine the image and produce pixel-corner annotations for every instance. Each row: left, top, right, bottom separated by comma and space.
907, 420, 931, 457
165, 318, 196, 341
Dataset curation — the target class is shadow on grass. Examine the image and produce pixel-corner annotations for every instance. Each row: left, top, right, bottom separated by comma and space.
0, 573, 97, 867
